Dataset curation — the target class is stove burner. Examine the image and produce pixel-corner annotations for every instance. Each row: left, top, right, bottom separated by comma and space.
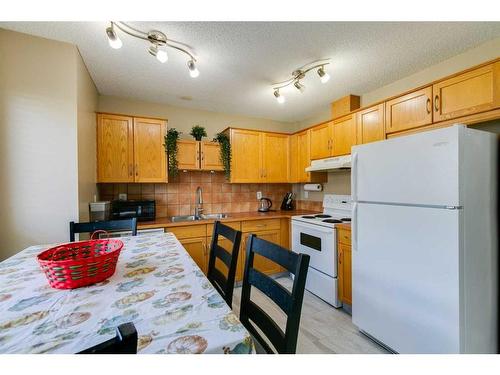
301, 216, 316, 219
341, 218, 351, 222
314, 214, 332, 218
322, 219, 342, 224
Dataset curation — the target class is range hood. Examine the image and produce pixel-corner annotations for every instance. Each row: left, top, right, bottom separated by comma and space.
305, 155, 351, 172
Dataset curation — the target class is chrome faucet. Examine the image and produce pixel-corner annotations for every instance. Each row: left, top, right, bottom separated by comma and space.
194, 186, 203, 219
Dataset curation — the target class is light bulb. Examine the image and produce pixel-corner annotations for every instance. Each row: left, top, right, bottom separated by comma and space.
318, 67, 330, 83
188, 60, 200, 78
274, 89, 285, 104
106, 25, 122, 49
156, 49, 168, 63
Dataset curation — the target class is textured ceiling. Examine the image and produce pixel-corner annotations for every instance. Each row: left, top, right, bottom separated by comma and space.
1, 22, 500, 122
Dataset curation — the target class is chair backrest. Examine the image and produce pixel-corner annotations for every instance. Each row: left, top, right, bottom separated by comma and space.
78, 323, 137, 354
69, 218, 138, 242
239, 235, 310, 354
207, 221, 242, 307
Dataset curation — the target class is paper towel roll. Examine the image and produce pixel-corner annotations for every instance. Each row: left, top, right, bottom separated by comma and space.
304, 184, 323, 191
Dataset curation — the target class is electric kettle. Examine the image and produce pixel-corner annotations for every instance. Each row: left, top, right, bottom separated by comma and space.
258, 197, 272, 212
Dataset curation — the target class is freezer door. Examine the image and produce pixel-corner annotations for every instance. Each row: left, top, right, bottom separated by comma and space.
352, 125, 461, 206
352, 203, 461, 353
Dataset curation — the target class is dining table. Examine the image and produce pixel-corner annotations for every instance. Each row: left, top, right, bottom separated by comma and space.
0, 232, 255, 354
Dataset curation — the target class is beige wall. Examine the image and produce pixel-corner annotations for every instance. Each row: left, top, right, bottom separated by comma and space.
77, 52, 99, 221
98, 95, 295, 139
0, 29, 81, 259
297, 37, 500, 130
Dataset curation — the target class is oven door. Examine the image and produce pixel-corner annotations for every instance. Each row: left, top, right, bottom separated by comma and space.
291, 220, 337, 277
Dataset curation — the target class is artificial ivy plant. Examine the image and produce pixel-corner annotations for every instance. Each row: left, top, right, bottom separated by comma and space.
190, 125, 207, 141
164, 128, 181, 177
213, 132, 231, 180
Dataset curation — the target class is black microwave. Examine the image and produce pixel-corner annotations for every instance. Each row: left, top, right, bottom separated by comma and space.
110, 200, 155, 222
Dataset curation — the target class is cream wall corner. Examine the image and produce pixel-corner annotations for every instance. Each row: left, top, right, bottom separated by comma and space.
0, 29, 97, 259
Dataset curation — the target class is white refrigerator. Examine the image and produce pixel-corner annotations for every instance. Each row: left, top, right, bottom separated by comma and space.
351, 125, 498, 353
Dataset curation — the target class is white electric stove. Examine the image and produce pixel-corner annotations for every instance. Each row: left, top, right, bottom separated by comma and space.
291, 194, 352, 308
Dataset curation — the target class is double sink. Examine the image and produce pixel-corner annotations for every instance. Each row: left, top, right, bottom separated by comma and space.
171, 213, 229, 223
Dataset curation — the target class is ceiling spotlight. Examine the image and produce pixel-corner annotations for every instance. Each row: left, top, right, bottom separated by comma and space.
294, 80, 305, 93
106, 24, 122, 49
188, 60, 200, 78
274, 89, 285, 104
148, 44, 168, 63
318, 67, 330, 83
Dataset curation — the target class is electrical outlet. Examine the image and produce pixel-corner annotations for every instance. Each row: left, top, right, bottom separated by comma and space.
256, 191, 262, 200
304, 191, 309, 199
119, 193, 127, 201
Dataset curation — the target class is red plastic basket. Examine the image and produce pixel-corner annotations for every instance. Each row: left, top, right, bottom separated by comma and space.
37, 231, 124, 289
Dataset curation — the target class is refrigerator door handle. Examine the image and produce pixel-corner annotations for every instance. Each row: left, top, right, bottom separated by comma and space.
352, 202, 358, 252
352, 152, 358, 202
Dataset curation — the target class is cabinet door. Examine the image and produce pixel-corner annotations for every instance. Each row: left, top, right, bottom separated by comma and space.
288, 134, 299, 183
433, 63, 500, 122
177, 140, 200, 170
339, 243, 352, 305
337, 244, 344, 303
356, 103, 386, 144
180, 237, 208, 274
230, 129, 262, 183
201, 141, 224, 171
262, 133, 289, 182
133, 117, 167, 183
241, 230, 282, 276
310, 122, 332, 160
97, 113, 134, 182
385, 87, 432, 134
332, 115, 355, 156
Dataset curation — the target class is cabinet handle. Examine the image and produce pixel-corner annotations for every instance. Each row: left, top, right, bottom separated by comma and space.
129, 164, 133, 177
426, 97, 431, 114
135, 164, 138, 177
434, 95, 439, 112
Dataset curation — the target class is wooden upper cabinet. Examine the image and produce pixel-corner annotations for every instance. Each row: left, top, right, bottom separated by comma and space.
133, 117, 167, 183
385, 87, 433, 134
230, 129, 262, 183
97, 113, 134, 183
262, 133, 288, 182
433, 62, 500, 122
356, 103, 385, 144
289, 134, 299, 183
201, 141, 223, 171
332, 115, 355, 156
310, 122, 332, 160
177, 140, 199, 170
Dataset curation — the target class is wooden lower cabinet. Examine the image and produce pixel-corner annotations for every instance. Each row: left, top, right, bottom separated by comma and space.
337, 227, 352, 306
238, 229, 282, 280
179, 236, 208, 274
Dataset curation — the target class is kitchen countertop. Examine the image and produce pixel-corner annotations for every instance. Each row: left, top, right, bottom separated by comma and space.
138, 210, 321, 229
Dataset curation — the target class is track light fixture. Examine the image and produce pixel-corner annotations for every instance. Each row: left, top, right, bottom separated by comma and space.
106, 22, 199, 77
271, 59, 331, 103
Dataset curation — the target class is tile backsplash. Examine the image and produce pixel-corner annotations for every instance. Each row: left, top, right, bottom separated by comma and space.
98, 171, 293, 218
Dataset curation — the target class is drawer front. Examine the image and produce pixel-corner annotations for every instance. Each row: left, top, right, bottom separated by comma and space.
337, 228, 351, 245
241, 219, 281, 233
166, 225, 206, 240
206, 221, 241, 236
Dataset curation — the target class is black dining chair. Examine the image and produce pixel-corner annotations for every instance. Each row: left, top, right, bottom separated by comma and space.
78, 323, 137, 354
207, 221, 242, 308
69, 218, 138, 242
239, 235, 310, 354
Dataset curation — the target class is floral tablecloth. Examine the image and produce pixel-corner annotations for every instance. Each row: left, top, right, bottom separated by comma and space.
0, 232, 254, 354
